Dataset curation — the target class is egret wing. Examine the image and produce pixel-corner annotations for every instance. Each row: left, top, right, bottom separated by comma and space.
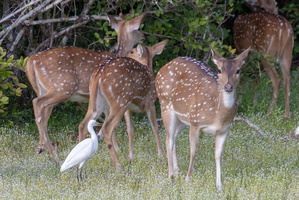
60, 139, 93, 171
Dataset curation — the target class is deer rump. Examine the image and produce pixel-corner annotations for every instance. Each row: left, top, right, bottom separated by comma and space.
89, 57, 155, 118
234, 11, 292, 57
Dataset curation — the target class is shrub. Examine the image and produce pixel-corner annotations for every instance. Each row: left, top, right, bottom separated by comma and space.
0, 46, 27, 115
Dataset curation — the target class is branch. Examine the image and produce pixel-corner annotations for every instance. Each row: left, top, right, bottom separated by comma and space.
22, 15, 110, 26
80, 0, 95, 16
9, 27, 26, 54
10, 62, 26, 73
40, 0, 71, 13
0, 0, 41, 24
142, 31, 179, 40
0, 0, 54, 41
234, 116, 265, 135
33, 19, 90, 54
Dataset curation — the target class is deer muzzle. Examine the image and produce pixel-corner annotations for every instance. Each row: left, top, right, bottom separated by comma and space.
224, 83, 233, 92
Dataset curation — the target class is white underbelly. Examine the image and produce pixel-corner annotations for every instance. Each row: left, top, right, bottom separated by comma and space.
69, 94, 89, 102
128, 103, 143, 113
202, 123, 231, 134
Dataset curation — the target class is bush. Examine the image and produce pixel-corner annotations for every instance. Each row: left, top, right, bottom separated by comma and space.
0, 46, 27, 115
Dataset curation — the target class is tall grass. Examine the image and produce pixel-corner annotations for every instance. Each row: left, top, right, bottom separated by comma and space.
1, 69, 299, 199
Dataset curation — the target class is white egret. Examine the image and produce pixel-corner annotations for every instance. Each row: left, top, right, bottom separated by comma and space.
60, 120, 100, 182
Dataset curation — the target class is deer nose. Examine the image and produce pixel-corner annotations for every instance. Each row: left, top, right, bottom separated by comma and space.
224, 84, 233, 92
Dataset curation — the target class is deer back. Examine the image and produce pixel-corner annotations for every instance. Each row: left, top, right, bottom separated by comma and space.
156, 48, 249, 130
26, 47, 113, 100
90, 40, 167, 112
233, 10, 293, 60
26, 14, 146, 101
156, 57, 221, 125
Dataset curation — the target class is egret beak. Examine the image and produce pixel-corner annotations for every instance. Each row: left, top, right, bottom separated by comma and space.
95, 122, 101, 126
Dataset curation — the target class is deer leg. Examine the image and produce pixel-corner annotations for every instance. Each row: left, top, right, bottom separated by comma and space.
102, 107, 127, 168
146, 105, 163, 158
162, 105, 179, 179
78, 90, 107, 142
280, 50, 292, 119
172, 121, 186, 175
112, 129, 119, 153
78, 114, 94, 142
262, 58, 280, 115
186, 125, 200, 180
124, 110, 134, 162
32, 96, 60, 162
281, 63, 291, 119
78, 110, 104, 142
215, 130, 229, 191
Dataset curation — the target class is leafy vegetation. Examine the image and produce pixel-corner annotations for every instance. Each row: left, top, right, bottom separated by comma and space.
0, 46, 27, 115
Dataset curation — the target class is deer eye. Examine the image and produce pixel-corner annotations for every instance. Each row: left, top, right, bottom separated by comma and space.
236, 69, 241, 74
217, 69, 222, 74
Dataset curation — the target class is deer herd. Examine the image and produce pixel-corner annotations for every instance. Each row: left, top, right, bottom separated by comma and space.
25, 0, 294, 190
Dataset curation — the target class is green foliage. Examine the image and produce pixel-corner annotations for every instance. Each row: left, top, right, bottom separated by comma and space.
89, 0, 237, 71
0, 46, 27, 115
281, 1, 299, 56
146, 1, 236, 63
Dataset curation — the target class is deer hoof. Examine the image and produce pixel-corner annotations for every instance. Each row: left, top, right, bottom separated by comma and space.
36, 147, 45, 155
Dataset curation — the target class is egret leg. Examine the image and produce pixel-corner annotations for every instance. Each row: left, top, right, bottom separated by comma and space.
76, 168, 83, 183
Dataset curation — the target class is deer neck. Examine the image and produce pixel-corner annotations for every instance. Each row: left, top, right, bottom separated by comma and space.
219, 90, 236, 109
115, 33, 138, 57
115, 40, 130, 57
215, 89, 237, 123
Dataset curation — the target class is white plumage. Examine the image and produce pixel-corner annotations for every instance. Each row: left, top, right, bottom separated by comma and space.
60, 120, 99, 182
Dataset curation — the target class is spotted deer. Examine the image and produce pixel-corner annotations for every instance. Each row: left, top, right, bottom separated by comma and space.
78, 40, 168, 166
234, 0, 294, 118
156, 48, 250, 190
25, 14, 145, 162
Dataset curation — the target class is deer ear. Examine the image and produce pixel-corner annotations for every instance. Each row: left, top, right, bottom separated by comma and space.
211, 48, 224, 66
151, 40, 168, 56
119, 13, 125, 20
236, 47, 250, 65
108, 15, 119, 32
136, 44, 144, 58
127, 13, 146, 31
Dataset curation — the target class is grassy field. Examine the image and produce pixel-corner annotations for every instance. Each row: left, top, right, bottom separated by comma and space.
1, 70, 299, 199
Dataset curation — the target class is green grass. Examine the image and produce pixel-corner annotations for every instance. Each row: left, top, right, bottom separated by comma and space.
1, 111, 299, 199
1, 69, 299, 199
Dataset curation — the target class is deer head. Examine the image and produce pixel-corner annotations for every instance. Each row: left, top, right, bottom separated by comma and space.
108, 13, 145, 56
245, 0, 278, 14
